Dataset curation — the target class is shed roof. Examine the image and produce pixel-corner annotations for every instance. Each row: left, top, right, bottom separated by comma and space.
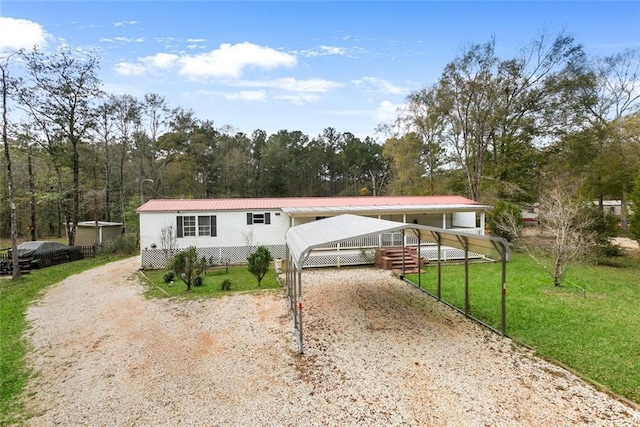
285, 214, 509, 270
136, 196, 488, 214
77, 221, 123, 227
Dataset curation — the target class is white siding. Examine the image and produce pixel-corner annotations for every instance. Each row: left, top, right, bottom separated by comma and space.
139, 210, 291, 251
139, 207, 485, 252
452, 212, 477, 228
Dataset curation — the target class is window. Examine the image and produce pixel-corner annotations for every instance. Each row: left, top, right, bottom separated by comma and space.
247, 212, 271, 225
198, 216, 210, 235
183, 216, 196, 237
177, 215, 217, 237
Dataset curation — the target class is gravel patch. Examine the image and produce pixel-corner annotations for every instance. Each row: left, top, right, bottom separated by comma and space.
22, 257, 639, 426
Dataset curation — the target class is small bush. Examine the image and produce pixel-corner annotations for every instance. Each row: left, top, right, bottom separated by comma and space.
193, 275, 203, 287
597, 241, 624, 258
100, 233, 138, 255
163, 270, 175, 283
487, 201, 523, 242
170, 246, 206, 291
247, 245, 272, 287
221, 279, 232, 291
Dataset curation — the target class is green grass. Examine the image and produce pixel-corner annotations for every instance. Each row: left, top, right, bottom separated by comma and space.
141, 265, 282, 299
0, 255, 128, 425
3, 251, 638, 422
405, 253, 640, 403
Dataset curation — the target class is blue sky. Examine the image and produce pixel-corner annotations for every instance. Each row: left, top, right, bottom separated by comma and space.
1, 1, 639, 141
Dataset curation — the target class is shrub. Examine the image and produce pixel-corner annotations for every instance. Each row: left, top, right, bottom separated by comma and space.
170, 247, 206, 291
221, 279, 232, 291
193, 275, 203, 287
584, 205, 622, 263
487, 201, 523, 242
247, 245, 272, 287
630, 174, 640, 244
100, 233, 138, 255
163, 270, 175, 283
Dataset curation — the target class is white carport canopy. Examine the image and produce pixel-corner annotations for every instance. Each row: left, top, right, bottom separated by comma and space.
284, 214, 510, 354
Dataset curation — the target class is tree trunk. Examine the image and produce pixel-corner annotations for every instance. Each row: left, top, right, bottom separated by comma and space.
69, 134, 79, 247
28, 146, 37, 241
1, 58, 21, 279
620, 184, 628, 230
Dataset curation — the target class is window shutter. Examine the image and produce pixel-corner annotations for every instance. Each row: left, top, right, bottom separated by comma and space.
211, 215, 217, 237
176, 216, 183, 238
265, 212, 271, 225
247, 213, 253, 225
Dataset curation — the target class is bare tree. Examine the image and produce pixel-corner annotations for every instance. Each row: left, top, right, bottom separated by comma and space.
15, 47, 103, 245
1, 52, 21, 279
159, 224, 177, 266
581, 48, 640, 229
110, 94, 141, 228
522, 178, 595, 286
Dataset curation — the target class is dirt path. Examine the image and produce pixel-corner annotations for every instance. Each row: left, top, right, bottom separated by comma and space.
21, 258, 639, 426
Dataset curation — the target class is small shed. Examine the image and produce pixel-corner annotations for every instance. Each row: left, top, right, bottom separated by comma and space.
76, 221, 123, 246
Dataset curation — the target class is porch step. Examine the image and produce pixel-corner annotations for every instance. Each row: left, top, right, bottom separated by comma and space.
376, 246, 423, 274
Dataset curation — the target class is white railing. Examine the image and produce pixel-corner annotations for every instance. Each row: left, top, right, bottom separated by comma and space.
314, 228, 483, 251
315, 234, 380, 250
140, 227, 485, 269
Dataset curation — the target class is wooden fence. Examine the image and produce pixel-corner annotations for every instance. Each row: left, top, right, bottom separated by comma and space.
0, 245, 97, 276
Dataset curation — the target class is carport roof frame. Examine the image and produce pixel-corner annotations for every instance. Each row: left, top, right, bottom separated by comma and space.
284, 214, 511, 354
285, 214, 510, 270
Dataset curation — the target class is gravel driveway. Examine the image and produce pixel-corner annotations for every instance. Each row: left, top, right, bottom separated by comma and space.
22, 257, 639, 426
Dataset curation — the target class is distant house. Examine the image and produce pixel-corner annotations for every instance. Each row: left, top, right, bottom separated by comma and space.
594, 200, 626, 218
136, 196, 491, 269
75, 221, 123, 246
523, 200, 633, 227
522, 204, 539, 226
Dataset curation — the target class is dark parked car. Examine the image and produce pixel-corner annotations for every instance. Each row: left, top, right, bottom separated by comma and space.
11, 241, 83, 269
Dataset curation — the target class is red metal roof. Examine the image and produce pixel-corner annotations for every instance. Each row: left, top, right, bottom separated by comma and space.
136, 196, 481, 213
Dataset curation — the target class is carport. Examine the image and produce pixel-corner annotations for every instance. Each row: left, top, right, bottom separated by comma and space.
284, 214, 510, 354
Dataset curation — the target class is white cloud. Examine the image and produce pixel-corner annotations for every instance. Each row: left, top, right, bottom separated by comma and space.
186, 38, 206, 43
118, 42, 297, 79
100, 36, 145, 43
238, 77, 342, 93
178, 42, 296, 78
235, 77, 342, 105
296, 45, 348, 58
0, 17, 49, 51
195, 78, 340, 105
376, 100, 404, 121
274, 93, 321, 105
113, 20, 138, 27
154, 37, 175, 44
224, 90, 267, 101
320, 45, 346, 55
353, 76, 405, 95
141, 52, 179, 69
114, 62, 146, 76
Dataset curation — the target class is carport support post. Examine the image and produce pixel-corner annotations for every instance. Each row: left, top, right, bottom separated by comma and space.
501, 257, 507, 335
401, 229, 406, 278
436, 234, 442, 300
297, 269, 304, 353
464, 238, 470, 316
455, 235, 470, 316
417, 229, 421, 289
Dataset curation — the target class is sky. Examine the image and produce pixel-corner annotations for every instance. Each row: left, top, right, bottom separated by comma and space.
1, 1, 639, 141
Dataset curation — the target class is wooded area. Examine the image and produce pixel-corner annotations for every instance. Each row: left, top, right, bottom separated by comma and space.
1, 32, 639, 246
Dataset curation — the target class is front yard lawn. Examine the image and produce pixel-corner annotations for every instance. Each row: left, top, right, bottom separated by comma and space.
405, 252, 640, 404
141, 265, 282, 299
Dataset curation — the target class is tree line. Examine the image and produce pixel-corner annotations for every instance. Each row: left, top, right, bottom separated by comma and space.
1, 32, 639, 248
